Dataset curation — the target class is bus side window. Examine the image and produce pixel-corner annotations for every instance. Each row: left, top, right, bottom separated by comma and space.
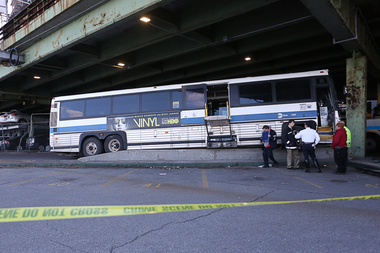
86, 97, 111, 117
113, 94, 140, 114
60, 100, 84, 119
239, 82, 272, 104
275, 79, 311, 102
185, 88, 205, 109
316, 87, 334, 126
373, 105, 380, 118
172, 91, 182, 109
142, 91, 170, 112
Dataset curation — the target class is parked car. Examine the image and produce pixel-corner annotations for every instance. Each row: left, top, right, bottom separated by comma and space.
25, 125, 49, 151
0, 112, 9, 123
6, 109, 30, 123
26, 135, 49, 151
0, 132, 27, 151
0, 139, 10, 150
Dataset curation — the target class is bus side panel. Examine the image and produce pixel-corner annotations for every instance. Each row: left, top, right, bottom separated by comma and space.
237, 122, 266, 146
181, 109, 205, 125
125, 129, 141, 150
231, 103, 318, 146
231, 123, 241, 144
70, 133, 81, 152
187, 125, 207, 148
179, 109, 207, 148
139, 127, 172, 149
230, 103, 318, 123
50, 133, 72, 152
171, 126, 189, 149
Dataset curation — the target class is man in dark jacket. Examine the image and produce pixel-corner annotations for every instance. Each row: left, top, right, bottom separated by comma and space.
282, 120, 300, 170
261, 125, 278, 168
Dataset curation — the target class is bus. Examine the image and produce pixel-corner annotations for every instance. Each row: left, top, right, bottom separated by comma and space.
366, 101, 380, 151
49, 69, 340, 156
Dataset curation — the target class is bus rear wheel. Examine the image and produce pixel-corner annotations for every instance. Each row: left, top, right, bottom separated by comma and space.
83, 137, 103, 156
104, 135, 123, 153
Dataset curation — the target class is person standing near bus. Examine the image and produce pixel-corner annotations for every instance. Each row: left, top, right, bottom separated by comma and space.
338, 120, 351, 168
282, 119, 300, 170
295, 121, 321, 173
332, 122, 348, 174
261, 125, 278, 168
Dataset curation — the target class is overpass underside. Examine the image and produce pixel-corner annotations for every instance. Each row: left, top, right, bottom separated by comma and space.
0, 0, 379, 157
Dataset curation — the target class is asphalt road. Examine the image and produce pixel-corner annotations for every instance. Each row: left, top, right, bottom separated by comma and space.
0, 150, 78, 161
1, 163, 379, 252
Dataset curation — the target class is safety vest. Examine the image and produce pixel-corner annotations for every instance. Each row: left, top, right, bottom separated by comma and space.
344, 126, 351, 147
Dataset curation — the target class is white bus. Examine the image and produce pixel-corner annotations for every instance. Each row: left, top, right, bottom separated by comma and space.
49, 69, 340, 156
366, 101, 380, 151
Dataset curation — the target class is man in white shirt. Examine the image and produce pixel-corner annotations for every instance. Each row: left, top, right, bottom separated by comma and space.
295, 121, 321, 173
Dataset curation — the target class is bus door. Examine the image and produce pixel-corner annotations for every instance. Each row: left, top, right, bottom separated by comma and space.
316, 82, 338, 143
181, 84, 207, 121
206, 83, 229, 116
366, 103, 380, 151
204, 83, 236, 148
181, 84, 207, 147
50, 101, 73, 152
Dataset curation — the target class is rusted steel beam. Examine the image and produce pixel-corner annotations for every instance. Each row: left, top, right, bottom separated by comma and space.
1, 0, 62, 41
1, 0, 83, 50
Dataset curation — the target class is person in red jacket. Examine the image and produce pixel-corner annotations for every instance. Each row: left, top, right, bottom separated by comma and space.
331, 122, 347, 174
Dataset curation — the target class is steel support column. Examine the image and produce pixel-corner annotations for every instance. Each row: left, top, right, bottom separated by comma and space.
346, 51, 367, 158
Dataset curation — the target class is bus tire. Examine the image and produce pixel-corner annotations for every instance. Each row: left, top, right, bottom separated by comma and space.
366, 134, 380, 152
83, 137, 103, 156
104, 135, 123, 153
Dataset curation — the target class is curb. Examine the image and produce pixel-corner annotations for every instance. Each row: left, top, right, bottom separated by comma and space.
0, 160, 338, 168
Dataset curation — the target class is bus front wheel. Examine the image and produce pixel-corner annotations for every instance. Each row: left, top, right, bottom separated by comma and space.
366, 134, 380, 152
104, 135, 123, 153
83, 137, 104, 156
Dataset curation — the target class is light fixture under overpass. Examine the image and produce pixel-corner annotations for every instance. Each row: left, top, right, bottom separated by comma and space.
140, 16, 151, 23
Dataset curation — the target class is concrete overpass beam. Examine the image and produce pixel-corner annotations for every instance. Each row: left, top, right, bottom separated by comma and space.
346, 51, 367, 158
301, 0, 380, 76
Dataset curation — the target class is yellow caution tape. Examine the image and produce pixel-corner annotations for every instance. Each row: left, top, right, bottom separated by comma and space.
1, 194, 379, 223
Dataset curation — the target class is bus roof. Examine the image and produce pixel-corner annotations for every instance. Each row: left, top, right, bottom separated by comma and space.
52, 69, 329, 102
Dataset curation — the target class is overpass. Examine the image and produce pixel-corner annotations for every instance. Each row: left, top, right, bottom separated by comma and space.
0, 0, 379, 157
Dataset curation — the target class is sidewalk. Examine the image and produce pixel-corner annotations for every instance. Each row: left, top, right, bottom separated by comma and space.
0, 147, 378, 172
348, 157, 380, 174
75, 146, 335, 167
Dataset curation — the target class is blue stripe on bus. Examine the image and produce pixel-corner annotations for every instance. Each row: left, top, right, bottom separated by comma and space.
367, 126, 380, 130
230, 110, 318, 122
181, 117, 204, 125
50, 124, 107, 133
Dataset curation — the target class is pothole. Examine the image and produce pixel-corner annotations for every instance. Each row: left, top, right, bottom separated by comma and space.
330, 179, 347, 183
